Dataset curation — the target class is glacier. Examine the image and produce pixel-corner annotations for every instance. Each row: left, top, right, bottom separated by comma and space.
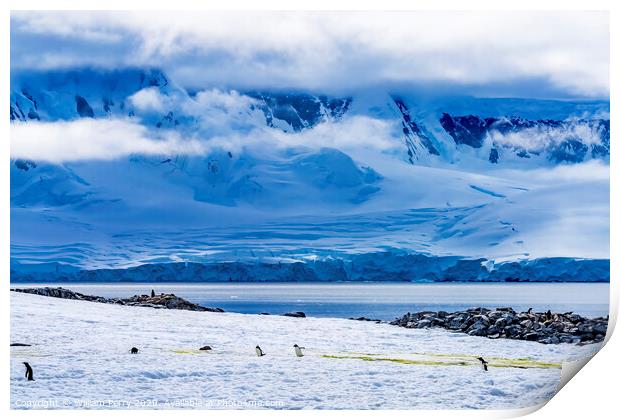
9, 68, 610, 282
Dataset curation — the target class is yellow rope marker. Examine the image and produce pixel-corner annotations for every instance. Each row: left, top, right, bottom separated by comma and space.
321, 353, 561, 369
171, 349, 211, 355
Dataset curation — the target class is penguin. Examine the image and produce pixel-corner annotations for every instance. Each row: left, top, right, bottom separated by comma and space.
293, 344, 305, 357
151, 289, 155, 298
199, 346, 212, 351
23, 362, 34, 381
130, 347, 139, 354
255, 345, 266, 357
527, 308, 533, 314
476, 357, 488, 371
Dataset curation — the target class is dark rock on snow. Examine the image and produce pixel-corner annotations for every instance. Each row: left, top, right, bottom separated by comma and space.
11, 287, 224, 313
350, 316, 382, 323
390, 307, 607, 345
283, 311, 306, 318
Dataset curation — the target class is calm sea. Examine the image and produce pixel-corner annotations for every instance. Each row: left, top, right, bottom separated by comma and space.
11, 282, 609, 320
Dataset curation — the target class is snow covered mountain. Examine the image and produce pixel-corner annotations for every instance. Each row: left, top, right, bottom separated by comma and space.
439, 113, 609, 164
9, 68, 610, 281
11, 68, 610, 165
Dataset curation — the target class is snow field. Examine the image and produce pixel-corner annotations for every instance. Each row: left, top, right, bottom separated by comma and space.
10, 292, 601, 409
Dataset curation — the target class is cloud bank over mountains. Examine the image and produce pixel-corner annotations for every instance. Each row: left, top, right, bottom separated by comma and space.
11, 83, 400, 163
8, 13, 610, 269
11, 11, 609, 98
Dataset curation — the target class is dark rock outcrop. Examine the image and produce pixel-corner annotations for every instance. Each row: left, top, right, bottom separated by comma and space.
439, 113, 610, 163
11, 287, 224, 313
283, 311, 306, 318
390, 307, 608, 345
440, 113, 488, 148
14, 159, 37, 171
75, 95, 94, 118
248, 92, 350, 132
393, 97, 440, 161
350, 316, 382, 323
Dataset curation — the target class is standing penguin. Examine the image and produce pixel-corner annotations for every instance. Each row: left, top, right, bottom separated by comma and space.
130, 347, 139, 354
476, 357, 489, 371
255, 345, 266, 357
293, 344, 305, 357
23, 362, 34, 381
151, 289, 155, 298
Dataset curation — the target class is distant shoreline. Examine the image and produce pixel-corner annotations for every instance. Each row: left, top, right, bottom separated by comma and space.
10, 282, 609, 321
8, 279, 611, 284
11, 287, 609, 345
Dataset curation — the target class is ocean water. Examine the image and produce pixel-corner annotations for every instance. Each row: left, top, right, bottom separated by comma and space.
11, 282, 610, 320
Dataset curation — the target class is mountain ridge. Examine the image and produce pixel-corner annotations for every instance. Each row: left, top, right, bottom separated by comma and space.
10, 67, 610, 278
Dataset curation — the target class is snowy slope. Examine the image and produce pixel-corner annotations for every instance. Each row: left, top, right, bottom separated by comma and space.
10, 157, 609, 278
9, 68, 610, 278
10, 292, 602, 409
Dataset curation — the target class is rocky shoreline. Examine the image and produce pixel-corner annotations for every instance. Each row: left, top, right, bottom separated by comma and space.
11, 287, 608, 345
390, 307, 608, 345
10, 287, 225, 312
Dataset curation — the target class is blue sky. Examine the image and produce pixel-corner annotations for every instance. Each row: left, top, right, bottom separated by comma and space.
10, 11, 609, 99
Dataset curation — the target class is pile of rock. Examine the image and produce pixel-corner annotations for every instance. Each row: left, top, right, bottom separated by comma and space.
12, 287, 111, 303
349, 316, 382, 323
283, 311, 306, 318
11, 287, 110, 303
390, 307, 608, 344
11, 287, 224, 313
121, 293, 224, 312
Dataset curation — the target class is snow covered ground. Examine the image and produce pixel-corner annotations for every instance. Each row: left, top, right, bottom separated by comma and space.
10, 292, 602, 410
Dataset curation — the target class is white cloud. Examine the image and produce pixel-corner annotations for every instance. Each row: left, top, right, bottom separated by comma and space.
190, 89, 258, 113
10, 99, 400, 163
10, 119, 206, 163
128, 88, 168, 112
269, 117, 398, 152
10, 11, 610, 98
181, 89, 264, 134
197, 115, 399, 159
488, 121, 607, 151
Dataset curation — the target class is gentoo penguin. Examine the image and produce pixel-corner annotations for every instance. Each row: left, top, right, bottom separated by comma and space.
130, 347, 139, 354
23, 362, 34, 381
476, 357, 488, 371
293, 344, 305, 357
255, 345, 266, 357
199, 346, 212, 351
